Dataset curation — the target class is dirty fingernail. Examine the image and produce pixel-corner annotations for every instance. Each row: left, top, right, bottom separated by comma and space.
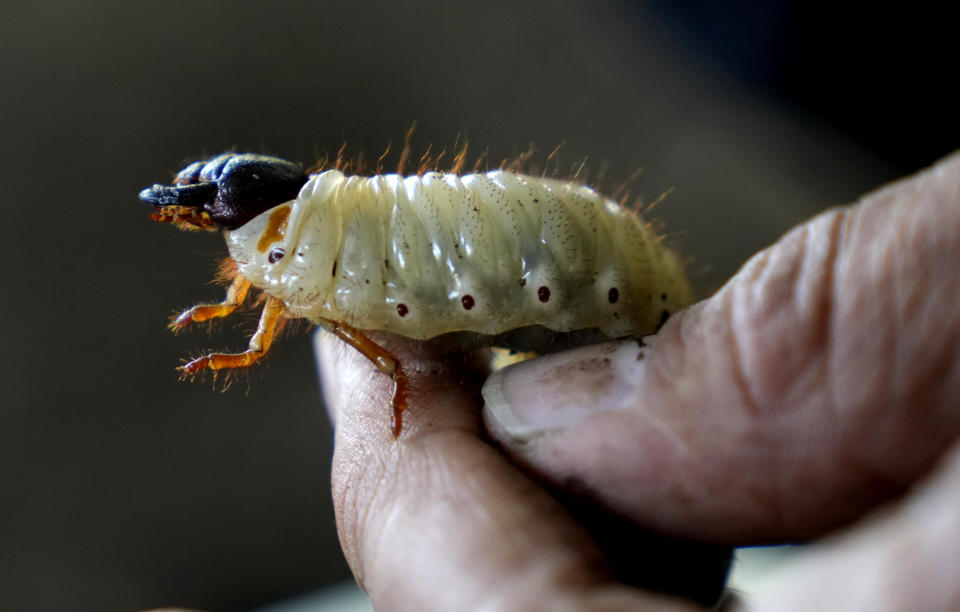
482, 338, 650, 438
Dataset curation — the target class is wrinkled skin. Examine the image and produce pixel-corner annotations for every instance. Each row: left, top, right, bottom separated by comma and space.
318, 152, 960, 611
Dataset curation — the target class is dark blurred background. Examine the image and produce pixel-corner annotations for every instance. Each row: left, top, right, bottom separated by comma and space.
0, 1, 955, 610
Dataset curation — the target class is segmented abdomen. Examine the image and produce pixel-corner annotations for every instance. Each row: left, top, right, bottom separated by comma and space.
230, 169, 692, 340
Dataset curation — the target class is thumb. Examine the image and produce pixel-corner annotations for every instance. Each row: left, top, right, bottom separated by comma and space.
482, 152, 960, 544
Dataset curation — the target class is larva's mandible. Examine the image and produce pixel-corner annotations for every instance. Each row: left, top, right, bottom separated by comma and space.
140, 153, 692, 435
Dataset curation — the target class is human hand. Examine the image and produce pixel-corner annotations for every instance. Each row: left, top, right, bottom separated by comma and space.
317, 152, 960, 610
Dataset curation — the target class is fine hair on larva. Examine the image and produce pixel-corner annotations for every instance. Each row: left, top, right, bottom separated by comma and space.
139, 138, 693, 435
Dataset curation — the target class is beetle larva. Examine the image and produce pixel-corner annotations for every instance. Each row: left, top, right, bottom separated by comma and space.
140, 152, 692, 435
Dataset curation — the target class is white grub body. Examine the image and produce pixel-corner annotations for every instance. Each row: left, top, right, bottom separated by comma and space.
225, 169, 691, 345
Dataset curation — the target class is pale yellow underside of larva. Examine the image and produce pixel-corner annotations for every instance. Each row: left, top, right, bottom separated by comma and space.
225, 170, 691, 340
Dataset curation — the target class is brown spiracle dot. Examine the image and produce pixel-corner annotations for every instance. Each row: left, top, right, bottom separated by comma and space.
397, 303, 409, 317
608, 287, 619, 304
268, 247, 285, 263
461, 295, 475, 310
538, 286, 551, 303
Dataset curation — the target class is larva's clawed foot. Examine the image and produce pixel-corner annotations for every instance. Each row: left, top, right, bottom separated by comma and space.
169, 304, 228, 330
169, 277, 254, 332
169, 309, 198, 331
178, 351, 262, 376
174, 296, 286, 380
178, 355, 212, 376
390, 369, 411, 438
175, 353, 251, 391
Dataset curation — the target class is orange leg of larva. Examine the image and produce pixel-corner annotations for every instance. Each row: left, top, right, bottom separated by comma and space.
170, 275, 252, 330
180, 296, 286, 375
320, 318, 410, 437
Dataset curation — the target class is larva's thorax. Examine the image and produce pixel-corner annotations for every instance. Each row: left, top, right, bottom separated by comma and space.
226, 169, 691, 341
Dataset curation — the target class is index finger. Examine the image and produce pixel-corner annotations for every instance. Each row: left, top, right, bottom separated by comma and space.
316, 331, 718, 611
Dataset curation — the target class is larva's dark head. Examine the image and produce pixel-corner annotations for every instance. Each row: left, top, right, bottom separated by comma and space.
139, 153, 308, 231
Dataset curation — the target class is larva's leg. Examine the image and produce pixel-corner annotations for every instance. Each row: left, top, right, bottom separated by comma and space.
320, 318, 410, 437
180, 296, 286, 374
170, 275, 252, 330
